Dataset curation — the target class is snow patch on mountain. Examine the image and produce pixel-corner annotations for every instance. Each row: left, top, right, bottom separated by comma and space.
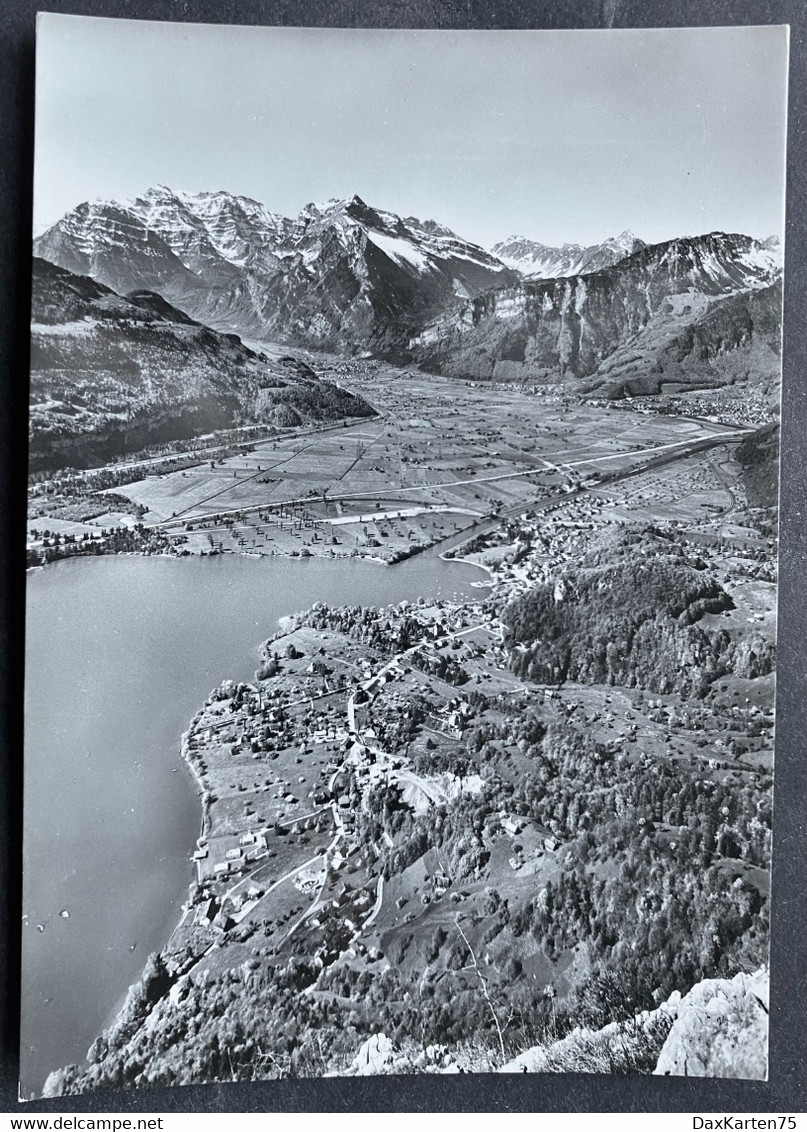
366, 229, 434, 274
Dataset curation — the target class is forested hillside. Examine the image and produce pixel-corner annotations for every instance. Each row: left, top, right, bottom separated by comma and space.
504, 528, 773, 695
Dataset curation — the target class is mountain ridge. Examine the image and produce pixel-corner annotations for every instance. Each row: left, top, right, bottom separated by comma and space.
491, 229, 647, 279
35, 187, 517, 355
410, 230, 781, 396
29, 256, 374, 471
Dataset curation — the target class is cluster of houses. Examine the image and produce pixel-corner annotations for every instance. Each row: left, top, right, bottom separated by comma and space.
499, 812, 559, 871
194, 879, 265, 934
612, 391, 775, 430
425, 696, 473, 741
194, 828, 269, 881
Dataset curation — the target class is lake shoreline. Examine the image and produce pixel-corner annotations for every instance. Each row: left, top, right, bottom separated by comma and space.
28, 539, 436, 574
88, 541, 493, 1064
162, 538, 491, 950
23, 549, 485, 1097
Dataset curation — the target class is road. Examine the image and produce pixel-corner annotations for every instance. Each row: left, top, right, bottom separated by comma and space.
279, 827, 344, 945
437, 430, 748, 558
154, 428, 749, 535
82, 413, 379, 480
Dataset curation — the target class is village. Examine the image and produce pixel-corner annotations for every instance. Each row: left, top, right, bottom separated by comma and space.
149, 415, 776, 1005
160, 599, 505, 982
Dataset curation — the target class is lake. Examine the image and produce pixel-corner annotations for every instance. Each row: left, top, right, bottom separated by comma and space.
21, 550, 483, 1097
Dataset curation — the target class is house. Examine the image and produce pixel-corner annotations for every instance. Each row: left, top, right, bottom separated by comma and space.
431, 872, 451, 895
214, 911, 236, 933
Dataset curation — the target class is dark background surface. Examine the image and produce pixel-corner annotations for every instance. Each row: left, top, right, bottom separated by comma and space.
1, 0, 805, 1114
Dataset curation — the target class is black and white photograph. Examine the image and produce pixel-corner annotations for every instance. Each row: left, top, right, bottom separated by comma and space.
21, 15, 787, 1100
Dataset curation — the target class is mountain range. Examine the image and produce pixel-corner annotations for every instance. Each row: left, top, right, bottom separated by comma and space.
34, 187, 517, 357
491, 230, 647, 278
34, 186, 783, 398
411, 232, 782, 396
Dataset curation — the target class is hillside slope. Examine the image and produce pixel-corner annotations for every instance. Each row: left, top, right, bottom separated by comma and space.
29, 257, 374, 471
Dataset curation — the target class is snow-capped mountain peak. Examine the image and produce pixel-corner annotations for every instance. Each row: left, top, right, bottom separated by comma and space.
34, 186, 517, 350
491, 230, 647, 279
603, 229, 642, 253
34, 186, 780, 378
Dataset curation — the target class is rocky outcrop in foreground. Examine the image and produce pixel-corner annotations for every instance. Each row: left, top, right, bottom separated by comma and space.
653, 968, 768, 1079
506, 968, 768, 1079
341, 1034, 462, 1076
338, 969, 769, 1079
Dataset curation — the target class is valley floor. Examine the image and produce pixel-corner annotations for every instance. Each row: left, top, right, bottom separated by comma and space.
28, 357, 773, 571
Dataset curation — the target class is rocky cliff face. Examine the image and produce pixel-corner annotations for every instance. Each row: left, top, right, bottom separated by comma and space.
35, 187, 517, 356
411, 233, 781, 395
29, 257, 373, 471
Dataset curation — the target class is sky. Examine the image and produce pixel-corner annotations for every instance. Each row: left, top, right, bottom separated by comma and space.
33, 17, 789, 249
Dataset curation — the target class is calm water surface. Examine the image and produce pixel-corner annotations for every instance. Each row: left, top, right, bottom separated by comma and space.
22, 551, 483, 1096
